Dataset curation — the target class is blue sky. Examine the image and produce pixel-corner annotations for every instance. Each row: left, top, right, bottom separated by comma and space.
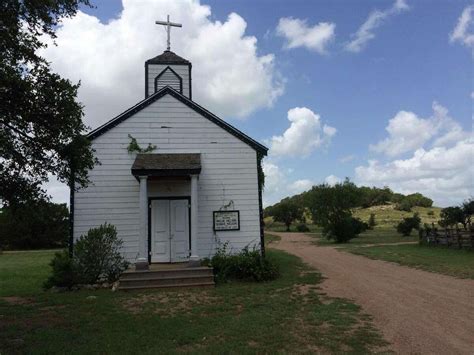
44, 0, 473, 207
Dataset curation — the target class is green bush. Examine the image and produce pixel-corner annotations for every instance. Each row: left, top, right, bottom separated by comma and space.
396, 213, 421, 236
296, 223, 310, 232
324, 216, 368, 243
44, 223, 129, 289
368, 213, 376, 229
43, 251, 77, 289
209, 242, 279, 283
396, 199, 412, 212
74, 223, 129, 284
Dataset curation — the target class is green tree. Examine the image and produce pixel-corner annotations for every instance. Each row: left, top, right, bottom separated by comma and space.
461, 198, 473, 227
272, 198, 304, 231
1, 0, 97, 207
439, 206, 464, 228
0, 201, 69, 249
396, 213, 421, 236
305, 179, 365, 243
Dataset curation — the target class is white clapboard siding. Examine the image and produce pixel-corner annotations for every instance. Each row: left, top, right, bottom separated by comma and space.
147, 64, 190, 98
74, 93, 260, 260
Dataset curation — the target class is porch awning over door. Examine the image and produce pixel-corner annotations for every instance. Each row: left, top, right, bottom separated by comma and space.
131, 153, 201, 177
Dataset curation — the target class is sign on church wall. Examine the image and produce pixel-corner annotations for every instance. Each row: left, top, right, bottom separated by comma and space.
213, 210, 240, 231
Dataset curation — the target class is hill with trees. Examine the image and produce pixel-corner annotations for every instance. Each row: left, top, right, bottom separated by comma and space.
264, 179, 436, 242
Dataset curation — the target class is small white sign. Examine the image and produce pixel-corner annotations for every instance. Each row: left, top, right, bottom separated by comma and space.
213, 210, 240, 231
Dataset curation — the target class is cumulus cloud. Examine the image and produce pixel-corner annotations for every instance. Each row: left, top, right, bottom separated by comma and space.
276, 17, 335, 53
262, 161, 314, 206
450, 5, 474, 50
324, 175, 342, 186
356, 139, 474, 206
267, 107, 336, 157
370, 102, 467, 157
359, 102, 472, 206
345, 0, 410, 53
289, 179, 314, 194
40, 0, 284, 127
339, 154, 356, 163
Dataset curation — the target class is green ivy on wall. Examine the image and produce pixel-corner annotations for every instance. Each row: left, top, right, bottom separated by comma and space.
127, 134, 157, 153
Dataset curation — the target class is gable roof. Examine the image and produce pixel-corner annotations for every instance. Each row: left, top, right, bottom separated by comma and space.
146, 50, 191, 65
87, 86, 268, 155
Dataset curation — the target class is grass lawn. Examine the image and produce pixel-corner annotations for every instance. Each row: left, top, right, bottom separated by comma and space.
0, 249, 388, 354
348, 244, 474, 279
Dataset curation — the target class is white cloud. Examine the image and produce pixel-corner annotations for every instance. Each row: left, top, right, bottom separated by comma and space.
339, 154, 356, 163
345, 0, 410, 53
40, 0, 284, 127
356, 138, 474, 207
276, 17, 335, 54
262, 161, 314, 206
289, 179, 314, 194
370, 102, 467, 157
471, 92, 474, 99
450, 5, 474, 50
325, 175, 342, 186
267, 107, 336, 157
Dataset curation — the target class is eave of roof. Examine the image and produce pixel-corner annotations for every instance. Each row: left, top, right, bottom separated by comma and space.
87, 86, 268, 156
145, 50, 191, 65
131, 153, 202, 177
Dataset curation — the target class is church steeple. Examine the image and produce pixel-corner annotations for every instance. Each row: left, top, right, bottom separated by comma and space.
145, 51, 192, 99
145, 15, 191, 99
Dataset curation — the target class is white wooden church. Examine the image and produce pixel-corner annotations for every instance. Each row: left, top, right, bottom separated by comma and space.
71, 19, 267, 270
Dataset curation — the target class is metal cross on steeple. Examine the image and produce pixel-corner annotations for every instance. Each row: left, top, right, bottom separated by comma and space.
155, 15, 182, 51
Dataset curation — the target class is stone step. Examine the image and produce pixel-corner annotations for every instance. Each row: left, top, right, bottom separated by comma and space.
119, 274, 214, 288
120, 267, 214, 280
118, 281, 215, 291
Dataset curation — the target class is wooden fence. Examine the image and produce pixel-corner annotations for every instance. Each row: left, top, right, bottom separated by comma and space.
419, 224, 474, 249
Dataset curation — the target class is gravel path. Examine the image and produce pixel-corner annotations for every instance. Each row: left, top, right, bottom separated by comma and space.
270, 232, 474, 354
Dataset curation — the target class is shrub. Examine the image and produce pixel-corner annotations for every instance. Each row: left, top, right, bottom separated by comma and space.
324, 216, 368, 243
209, 242, 279, 283
396, 199, 412, 212
74, 223, 129, 284
44, 223, 129, 289
396, 213, 421, 236
296, 223, 310, 232
427, 210, 434, 216
368, 213, 376, 229
43, 251, 77, 290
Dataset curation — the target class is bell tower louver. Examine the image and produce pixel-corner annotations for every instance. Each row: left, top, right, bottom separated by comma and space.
145, 51, 192, 99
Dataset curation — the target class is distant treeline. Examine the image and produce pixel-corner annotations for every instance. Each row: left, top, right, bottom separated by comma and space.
265, 179, 433, 217
0, 201, 69, 250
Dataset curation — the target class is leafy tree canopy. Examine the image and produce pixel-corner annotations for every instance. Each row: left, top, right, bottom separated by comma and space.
0, 201, 69, 249
271, 198, 304, 231
304, 179, 368, 243
1, 0, 97, 206
265, 180, 434, 216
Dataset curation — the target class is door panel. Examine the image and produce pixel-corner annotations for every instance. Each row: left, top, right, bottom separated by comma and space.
151, 199, 189, 263
151, 200, 170, 262
170, 200, 189, 262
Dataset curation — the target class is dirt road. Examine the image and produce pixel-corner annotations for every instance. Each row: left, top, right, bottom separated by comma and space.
270, 232, 474, 354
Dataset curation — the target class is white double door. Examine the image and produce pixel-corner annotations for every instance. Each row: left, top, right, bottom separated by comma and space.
151, 199, 190, 263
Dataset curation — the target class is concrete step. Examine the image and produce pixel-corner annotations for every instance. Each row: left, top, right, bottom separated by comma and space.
118, 282, 215, 291
120, 267, 213, 280
119, 274, 214, 288
118, 266, 215, 290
